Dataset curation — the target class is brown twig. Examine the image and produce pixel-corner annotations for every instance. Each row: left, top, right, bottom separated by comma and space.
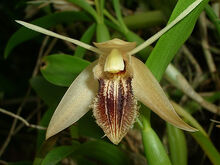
0, 88, 32, 157
43, 38, 57, 56
0, 96, 38, 106
13, 37, 56, 135
182, 45, 203, 78
199, 12, 220, 89
0, 108, 46, 130
56, 25, 76, 51
210, 119, 220, 128
32, 36, 50, 77
179, 45, 204, 105
0, 36, 49, 157
209, 46, 220, 55
14, 102, 43, 135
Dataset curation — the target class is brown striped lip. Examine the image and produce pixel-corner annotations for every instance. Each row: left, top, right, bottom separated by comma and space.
93, 76, 138, 144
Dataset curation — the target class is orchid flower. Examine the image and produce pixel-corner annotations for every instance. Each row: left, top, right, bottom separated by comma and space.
15, 0, 203, 144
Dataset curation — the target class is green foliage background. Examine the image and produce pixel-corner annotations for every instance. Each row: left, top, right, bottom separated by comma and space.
0, 0, 220, 165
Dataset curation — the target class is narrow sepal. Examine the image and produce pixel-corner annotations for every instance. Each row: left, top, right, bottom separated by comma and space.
131, 57, 196, 132
46, 61, 98, 139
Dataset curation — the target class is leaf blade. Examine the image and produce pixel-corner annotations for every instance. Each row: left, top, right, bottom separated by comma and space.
41, 54, 90, 87
146, 0, 209, 81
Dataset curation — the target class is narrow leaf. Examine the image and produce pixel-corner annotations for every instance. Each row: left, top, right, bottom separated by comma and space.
167, 124, 187, 165
141, 112, 172, 165
146, 0, 209, 81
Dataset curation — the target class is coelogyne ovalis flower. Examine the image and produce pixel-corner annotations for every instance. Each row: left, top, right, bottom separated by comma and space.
16, 19, 197, 144
46, 39, 196, 144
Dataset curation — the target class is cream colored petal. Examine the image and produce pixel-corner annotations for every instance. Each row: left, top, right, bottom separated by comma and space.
16, 20, 101, 54
131, 57, 196, 131
46, 61, 98, 139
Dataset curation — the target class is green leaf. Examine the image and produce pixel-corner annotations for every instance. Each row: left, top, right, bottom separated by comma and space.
146, 0, 209, 81
36, 108, 55, 151
140, 108, 171, 165
41, 146, 78, 165
41, 54, 90, 87
76, 140, 129, 165
167, 124, 187, 165
74, 23, 96, 58
113, 0, 128, 32
142, 127, 172, 165
96, 22, 111, 42
4, 11, 91, 58
191, 132, 220, 165
30, 76, 66, 107
96, 1, 110, 42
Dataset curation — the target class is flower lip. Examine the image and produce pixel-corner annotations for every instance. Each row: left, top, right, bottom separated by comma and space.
93, 38, 136, 54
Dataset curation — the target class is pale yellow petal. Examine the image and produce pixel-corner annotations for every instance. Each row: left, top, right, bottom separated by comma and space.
46, 61, 98, 139
131, 57, 196, 131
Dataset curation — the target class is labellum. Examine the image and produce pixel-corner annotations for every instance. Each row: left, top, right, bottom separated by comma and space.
92, 41, 138, 144
15, 2, 201, 144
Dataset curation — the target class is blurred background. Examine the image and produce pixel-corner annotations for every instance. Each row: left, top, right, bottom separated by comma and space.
0, 0, 219, 165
